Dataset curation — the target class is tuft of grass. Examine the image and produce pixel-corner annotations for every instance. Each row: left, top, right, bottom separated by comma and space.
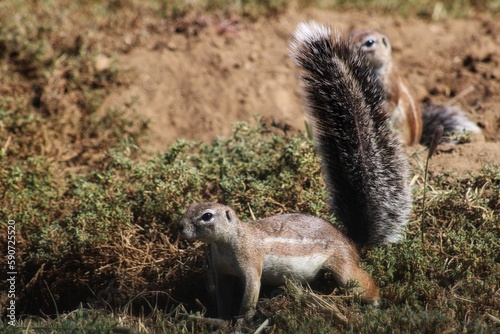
421, 125, 443, 243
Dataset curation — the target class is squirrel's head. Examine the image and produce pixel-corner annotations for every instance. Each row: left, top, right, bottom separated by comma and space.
349, 30, 392, 69
178, 202, 237, 243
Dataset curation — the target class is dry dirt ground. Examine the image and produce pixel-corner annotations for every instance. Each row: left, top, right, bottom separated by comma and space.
100, 7, 500, 175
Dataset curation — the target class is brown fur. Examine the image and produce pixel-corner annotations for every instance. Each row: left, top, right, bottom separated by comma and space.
349, 30, 423, 146
179, 202, 379, 319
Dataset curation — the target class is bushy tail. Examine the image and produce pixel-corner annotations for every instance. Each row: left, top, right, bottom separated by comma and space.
289, 22, 411, 247
420, 104, 482, 146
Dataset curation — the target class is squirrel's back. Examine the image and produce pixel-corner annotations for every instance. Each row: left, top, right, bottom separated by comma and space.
290, 22, 411, 247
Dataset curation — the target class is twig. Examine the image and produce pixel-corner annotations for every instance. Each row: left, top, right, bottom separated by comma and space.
422, 126, 443, 244
247, 203, 256, 221
486, 313, 500, 324
44, 281, 60, 318
253, 318, 270, 334
187, 315, 229, 328
3, 135, 12, 152
304, 120, 313, 140
445, 85, 474, 106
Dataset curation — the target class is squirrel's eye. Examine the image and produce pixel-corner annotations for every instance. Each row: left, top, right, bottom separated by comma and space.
363, 38, 375, 47
201, 212, 213, 222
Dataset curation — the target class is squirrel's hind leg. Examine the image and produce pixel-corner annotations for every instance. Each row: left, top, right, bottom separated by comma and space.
325, 255, 380, 305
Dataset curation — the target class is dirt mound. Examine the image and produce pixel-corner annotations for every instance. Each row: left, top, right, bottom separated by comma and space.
100, 8, 500, 173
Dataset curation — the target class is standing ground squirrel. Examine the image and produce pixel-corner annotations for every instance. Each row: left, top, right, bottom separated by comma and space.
350, 30, 482, 146
179, 21, 411, 319
179, 203, 379, 319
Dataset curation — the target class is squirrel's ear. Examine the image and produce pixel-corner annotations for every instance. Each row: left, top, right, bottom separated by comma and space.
225, 210, 232, 222
382, 37, 388, 48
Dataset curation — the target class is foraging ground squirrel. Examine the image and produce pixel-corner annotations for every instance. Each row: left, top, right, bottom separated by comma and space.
350, 30, 482, 146
179, 21, 411, 319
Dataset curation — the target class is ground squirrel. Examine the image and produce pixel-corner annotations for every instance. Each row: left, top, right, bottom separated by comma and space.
179, 203, 379, 319
350, 30, 481, 146
179, 21, 411, 319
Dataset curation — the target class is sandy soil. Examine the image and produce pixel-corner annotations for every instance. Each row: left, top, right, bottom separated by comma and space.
99, 7, 500, 176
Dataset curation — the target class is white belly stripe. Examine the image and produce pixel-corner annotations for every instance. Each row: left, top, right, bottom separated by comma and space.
261, 253, 328, 284
262, 237, 328, 246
